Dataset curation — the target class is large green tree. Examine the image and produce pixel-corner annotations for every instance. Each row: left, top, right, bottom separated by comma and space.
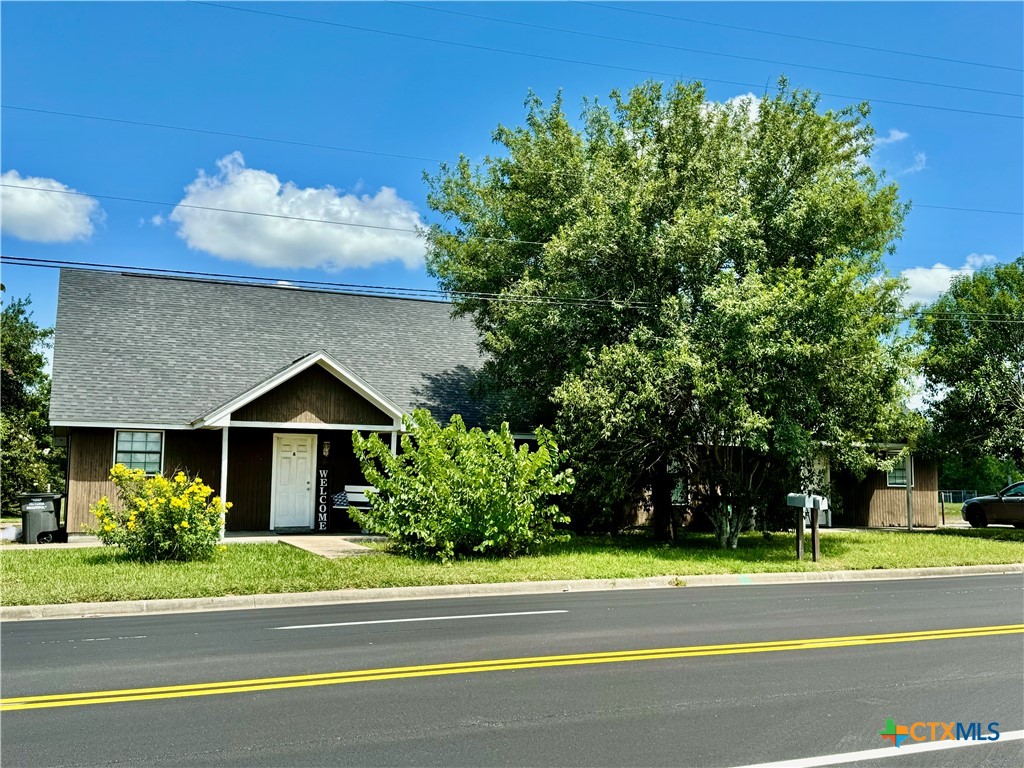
918, 257, 1024, 466
556, 263, 913, 546
937, 453, 1021, 496
426, 79, 915, 541
1, 294, 63, 515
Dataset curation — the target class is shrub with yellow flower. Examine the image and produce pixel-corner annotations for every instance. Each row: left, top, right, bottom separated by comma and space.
87, 464, 229, 561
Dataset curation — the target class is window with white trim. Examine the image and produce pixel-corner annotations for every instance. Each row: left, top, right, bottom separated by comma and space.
886, 454, 914, 488
114, 430, 164, 474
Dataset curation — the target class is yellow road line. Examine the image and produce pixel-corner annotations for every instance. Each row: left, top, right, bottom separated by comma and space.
3, 624, 1021, 712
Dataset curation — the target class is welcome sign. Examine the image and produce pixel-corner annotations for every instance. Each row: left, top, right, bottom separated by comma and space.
316, 468, 330, 532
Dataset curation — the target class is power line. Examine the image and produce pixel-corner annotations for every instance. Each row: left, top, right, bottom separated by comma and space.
0, 183, 546, 247
4, 180, 1017, 229
4, 255, 1021, 322
0, 256, 654, 307
901, 263, 1024, 272
0, 183, 429, 236
391, 1, 1022, 98
580, 1, 1024, 74
0, 256, 454, 301
920, 311, 1022, 316
914, 317, 1024, 325
1, 106, 443, 165
0, 256, 445, 301
914, 204, 1023, 216
8, 105, 1021, 217
189, 2, 1023, 121
0, 105, 569, 179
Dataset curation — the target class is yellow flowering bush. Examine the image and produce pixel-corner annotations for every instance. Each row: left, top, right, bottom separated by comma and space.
88, 465, 231, 561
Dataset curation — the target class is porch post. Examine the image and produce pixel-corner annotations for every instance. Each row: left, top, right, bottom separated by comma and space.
220, 425, 229, 541
905, 453, 913, 531
390, 430, 398, 456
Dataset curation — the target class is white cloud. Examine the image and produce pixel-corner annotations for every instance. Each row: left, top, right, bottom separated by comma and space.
905, 373, 927, 412
699, 93, 761, 125
899, 152, 927, 176
901, 253, 997, 306
964, 253, 998, 270
0, 170, 102, 242
725, 92, 761, 123
169, 152, 425, 270
874, 129, 909, 147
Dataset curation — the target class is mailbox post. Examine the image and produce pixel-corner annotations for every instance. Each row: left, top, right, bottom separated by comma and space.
786, 493, 829, 562
811, 496, 823, 561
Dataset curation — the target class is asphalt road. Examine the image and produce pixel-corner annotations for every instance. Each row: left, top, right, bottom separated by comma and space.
2, 574, 1022, 767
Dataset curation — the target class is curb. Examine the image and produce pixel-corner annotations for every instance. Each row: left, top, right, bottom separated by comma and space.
2, 563, 1022, 622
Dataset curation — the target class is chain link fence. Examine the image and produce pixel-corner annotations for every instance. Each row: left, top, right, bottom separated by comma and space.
939, 490, 977, 505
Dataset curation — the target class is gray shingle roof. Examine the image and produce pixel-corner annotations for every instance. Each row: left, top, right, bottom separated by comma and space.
50, 270, 487, 427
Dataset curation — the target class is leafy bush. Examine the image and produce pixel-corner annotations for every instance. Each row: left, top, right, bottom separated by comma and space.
89, 465, 230, 561
351, 410, 575, 561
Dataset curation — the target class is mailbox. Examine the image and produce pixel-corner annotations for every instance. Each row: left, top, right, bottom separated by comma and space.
787, 493, 830, 527
787, 492, 830, 562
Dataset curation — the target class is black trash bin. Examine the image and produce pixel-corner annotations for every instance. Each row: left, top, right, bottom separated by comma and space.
17, 493, 67, 544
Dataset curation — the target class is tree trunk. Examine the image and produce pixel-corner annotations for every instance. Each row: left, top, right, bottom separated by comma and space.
726, 504, 744, 549
713, 503, 731, 549
709, 500, 750, 549
650, 458, 674, 541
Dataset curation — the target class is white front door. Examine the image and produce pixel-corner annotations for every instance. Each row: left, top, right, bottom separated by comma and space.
272, 433, 316, 528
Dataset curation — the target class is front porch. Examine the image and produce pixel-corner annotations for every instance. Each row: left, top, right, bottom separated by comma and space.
220, 425, 391, 532
61, 351, 402, 534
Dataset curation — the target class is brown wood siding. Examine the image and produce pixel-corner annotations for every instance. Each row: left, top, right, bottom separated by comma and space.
65, 428, 116, 532
865, 459, 940, 527
233, 364, 393, 425
226, 428, 273, 531
164, 431, 221, 491
65, 429, 225, 532
835, 458, 940, 528
64, 425, 396, 532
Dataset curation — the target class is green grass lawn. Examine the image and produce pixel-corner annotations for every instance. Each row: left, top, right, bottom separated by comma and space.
2, 529, 1022, 606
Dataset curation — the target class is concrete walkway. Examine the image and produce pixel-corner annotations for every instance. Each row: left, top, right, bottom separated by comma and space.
277, 535, 379, 559
1, 530, 382, 558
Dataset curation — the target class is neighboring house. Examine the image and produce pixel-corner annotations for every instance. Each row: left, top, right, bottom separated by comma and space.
664, 447, 940, 532
831, 446, 941, 527
50, 269, 485, 532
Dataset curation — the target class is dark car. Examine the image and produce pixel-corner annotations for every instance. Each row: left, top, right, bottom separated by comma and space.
961, 481, 1024, 528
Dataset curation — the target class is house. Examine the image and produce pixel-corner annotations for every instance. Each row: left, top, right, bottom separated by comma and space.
51, 268, 942, 534
50, 269, 485, 533
831, 446, 941, 527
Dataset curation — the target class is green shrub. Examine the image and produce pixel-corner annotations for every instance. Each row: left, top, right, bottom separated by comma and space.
88, 465, 229, 561
351, 410, 574, 561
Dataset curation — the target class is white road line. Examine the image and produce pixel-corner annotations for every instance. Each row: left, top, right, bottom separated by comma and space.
36, 636, 145, 645
729, 729, 1024, 768
274, 609, 569, 630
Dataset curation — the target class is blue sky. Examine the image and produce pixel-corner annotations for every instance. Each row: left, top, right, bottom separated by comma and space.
2, 1, 1022, 335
